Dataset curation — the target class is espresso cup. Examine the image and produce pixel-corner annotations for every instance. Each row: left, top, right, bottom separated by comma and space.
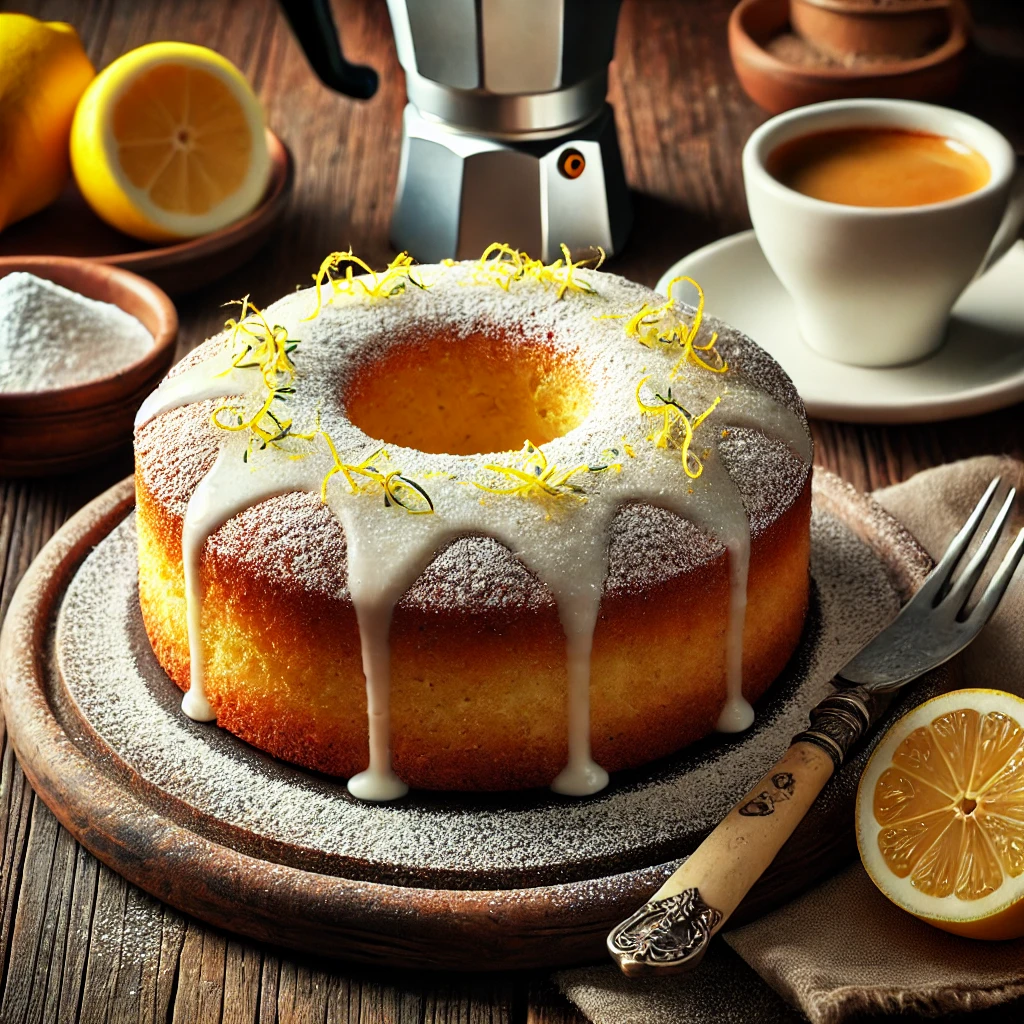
743, 100, 1024, 368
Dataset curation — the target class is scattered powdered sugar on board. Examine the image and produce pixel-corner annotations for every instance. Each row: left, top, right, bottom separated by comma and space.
56, 494, 902, 890
0, 272, 152, 393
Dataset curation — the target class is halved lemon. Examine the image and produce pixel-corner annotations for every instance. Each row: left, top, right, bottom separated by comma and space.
70, 42, 270, 243
857, 689, 1024, 940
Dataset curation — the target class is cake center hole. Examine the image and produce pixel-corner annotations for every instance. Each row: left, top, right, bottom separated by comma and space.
344, 331, 593, 456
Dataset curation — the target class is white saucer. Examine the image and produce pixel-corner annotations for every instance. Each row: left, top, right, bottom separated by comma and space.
656, 232, 1024, 423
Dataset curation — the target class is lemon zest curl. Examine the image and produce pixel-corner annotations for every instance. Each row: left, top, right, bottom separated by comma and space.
320, 436, 434, 515
211, 296, 314, 460
603, 276, 727, 377
635, 375, 720, 479
460, 243, 605, 299
303, 250, 427, 322
474, 440, 622, 502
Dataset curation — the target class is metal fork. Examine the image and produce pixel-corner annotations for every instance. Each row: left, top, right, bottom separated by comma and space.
608, 477, 1024, 977
839, 476, 1024, 690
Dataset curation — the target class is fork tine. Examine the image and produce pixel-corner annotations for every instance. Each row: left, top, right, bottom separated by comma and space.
966, 526, 1024, 632
913, 475, 999, 602
943, 488, 1017, 616
918, 477, 1001, 602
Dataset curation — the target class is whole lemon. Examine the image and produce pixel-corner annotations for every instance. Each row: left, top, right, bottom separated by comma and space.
0, 14, 95, 231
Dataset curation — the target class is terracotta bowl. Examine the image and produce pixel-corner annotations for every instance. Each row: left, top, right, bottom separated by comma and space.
729, 0, 970, 115
0, 257, 177, 477
0, 130, 293, 296
791, 0, 954, 61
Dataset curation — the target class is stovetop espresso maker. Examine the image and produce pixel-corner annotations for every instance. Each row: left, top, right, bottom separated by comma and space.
280, 0, 631, 262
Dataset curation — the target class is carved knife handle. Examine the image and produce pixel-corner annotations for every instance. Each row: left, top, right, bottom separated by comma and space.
607, 686, 876, 976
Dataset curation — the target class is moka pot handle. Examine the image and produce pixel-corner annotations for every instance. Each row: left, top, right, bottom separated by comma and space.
278, 0, 379, 99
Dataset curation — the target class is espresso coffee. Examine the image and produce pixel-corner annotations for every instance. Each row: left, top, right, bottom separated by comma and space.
767, 128, 990, 208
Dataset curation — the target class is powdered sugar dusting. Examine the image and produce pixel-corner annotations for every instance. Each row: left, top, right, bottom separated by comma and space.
0, 272, 152, 393
57, 484, 900, 888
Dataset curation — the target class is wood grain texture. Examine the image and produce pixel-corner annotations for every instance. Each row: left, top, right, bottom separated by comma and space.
0, 0, 1021, 1020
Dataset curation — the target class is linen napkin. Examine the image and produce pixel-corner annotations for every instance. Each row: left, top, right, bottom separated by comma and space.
557, 456, 1024, 1024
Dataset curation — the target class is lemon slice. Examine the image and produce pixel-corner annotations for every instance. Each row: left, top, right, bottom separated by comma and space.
857, 688, 1024, 940
70, 42, 269, 243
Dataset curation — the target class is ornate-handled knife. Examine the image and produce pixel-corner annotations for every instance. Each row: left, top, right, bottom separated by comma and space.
607, 478, 1024, 976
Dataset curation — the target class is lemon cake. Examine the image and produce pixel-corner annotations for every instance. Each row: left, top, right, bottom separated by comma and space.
133, 248, 813, 800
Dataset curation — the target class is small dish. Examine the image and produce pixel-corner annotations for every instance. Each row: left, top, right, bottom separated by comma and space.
791, 0, 953, 62
656, 231, 1024, 424
0, 130, 293, 296
0, 257, 177, 476
729, 0, 970, 115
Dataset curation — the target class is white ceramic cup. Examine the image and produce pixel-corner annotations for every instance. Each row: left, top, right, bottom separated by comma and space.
743, 99, 1024, 367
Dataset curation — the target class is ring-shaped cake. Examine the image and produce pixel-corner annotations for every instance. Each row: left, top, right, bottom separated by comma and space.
134, 249, 813, 799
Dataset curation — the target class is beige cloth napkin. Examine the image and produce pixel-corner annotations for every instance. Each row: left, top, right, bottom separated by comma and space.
558, 456, 1024, 1024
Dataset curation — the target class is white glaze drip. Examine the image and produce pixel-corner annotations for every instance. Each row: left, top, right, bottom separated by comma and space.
547, 516, 614, 796
179, 438, 312, 721
346, 601, 408, 801
135, 350, 253, 430
135, 265, 812, 799
719, 534, 753, 732
328, 510, 454, 802
690, 455, 754, 733
551, 626, 609, 796
713, 391, 812, 733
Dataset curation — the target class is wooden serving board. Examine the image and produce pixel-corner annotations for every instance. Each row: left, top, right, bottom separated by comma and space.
0, 471, 946, 970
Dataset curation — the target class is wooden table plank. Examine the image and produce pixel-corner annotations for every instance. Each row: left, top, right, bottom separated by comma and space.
0, 1, 1022, 1021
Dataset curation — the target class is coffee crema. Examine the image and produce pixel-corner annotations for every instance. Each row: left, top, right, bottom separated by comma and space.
767, 128, 991, 208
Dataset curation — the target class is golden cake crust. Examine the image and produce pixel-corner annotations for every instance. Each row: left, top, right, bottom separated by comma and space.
136, 408, 811, 791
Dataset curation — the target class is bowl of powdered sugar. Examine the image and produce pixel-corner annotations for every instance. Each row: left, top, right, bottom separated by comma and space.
0, 257, 177, 476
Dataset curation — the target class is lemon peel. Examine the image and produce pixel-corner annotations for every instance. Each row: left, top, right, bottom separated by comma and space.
474, 440, 622, 503
603, 275, 727, 377
211, 296, 313, 460
303, 250, 427, 322
320, 437, 434, 515
635, 375, 720, 479
462, 243, 605, 299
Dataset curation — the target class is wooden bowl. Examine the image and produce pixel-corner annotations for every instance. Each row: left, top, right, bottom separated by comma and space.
0, 130, 293, 296
729, 0, 970, 115
792, 0, 954, 61
0, 258, 177, 477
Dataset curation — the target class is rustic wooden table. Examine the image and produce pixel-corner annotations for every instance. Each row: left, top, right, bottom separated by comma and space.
1, 1, 1022, 1021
